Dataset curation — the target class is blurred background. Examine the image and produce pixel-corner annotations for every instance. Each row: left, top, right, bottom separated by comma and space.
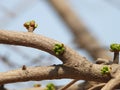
0, 0, 120, 89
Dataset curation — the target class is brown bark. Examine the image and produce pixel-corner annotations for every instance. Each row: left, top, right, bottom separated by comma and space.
0, 30, 120, 90
0, 30, 113, 83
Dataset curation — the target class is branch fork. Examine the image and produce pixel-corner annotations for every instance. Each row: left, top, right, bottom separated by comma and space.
0, 30, 120, 90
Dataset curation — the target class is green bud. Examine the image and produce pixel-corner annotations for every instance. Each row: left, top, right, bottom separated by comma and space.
24, 22, 30, 28
59, 44, 63, 47
61, 48, 65, 51
55, 46, 59, 49
53, 43, 65, 55
57, 49, 62, 52
110, 43, 120, 51
46, 83, 55, 90
55, 52, 59, 55
101, 66, 110, 75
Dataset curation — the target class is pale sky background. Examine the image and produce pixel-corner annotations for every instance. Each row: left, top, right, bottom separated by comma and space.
0, 0, 120, 89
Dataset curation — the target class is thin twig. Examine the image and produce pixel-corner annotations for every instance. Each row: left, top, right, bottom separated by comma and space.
88, 83, 105, 90
59, 79, 78, 90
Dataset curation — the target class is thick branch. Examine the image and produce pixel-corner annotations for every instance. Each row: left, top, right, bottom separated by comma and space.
0, 64, 113, 85
0, 65, 71, 85
0, 30, 116, 85
0, 30, 84, 63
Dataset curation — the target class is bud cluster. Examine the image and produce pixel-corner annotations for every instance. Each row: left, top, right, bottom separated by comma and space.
101, 66, 110, 75
110, 43, 120, 52
24, 20, 38, 32
53, 43, 65, 55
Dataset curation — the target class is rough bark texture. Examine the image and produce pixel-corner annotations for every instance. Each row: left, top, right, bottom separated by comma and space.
0, 30, 120, 90
0, 30, 110, 82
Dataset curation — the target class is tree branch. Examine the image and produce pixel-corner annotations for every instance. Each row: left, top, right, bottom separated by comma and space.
0, 30, 83, 63
59, 79, 78, 90
0, 30, 117, 85
0, 63, 112, 85
0, 65, 70, 85
88, 83, 105, 90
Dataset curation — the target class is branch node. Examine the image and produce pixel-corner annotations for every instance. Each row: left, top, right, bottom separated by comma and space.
24, 20, 38, 32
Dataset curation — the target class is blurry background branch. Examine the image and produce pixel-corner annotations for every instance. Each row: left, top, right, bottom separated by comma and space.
48, 0, 111, 60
